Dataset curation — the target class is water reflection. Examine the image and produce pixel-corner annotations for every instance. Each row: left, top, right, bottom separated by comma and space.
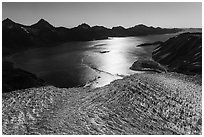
97, 37, 139, 75
12, 34, 179, 88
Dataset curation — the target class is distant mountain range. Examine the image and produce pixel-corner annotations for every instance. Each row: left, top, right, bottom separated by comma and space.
2, 18, 182, 56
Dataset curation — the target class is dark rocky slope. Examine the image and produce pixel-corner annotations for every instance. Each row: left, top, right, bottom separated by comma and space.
2, 61, 46, 93
130, 33, 202, 75
152, 33, 202, 75
2, 73, 201, 135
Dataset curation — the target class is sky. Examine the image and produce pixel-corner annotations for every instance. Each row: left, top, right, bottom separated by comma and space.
2, 2, 202, 28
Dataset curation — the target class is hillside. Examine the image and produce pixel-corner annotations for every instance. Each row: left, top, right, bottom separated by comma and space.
130, 33, 202, 75
152, 33, 202, 75
2, 72, 201, 135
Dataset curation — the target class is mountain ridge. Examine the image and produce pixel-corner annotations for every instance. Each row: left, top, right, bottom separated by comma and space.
2, 18, 182, 56
2, 18, 183, 30
31, 18, 55, 29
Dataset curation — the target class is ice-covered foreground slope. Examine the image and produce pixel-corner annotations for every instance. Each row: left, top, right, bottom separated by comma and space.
2, 72, 201, 135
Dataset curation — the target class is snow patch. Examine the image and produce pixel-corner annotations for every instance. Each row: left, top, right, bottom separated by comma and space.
21, 27, 29, 33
